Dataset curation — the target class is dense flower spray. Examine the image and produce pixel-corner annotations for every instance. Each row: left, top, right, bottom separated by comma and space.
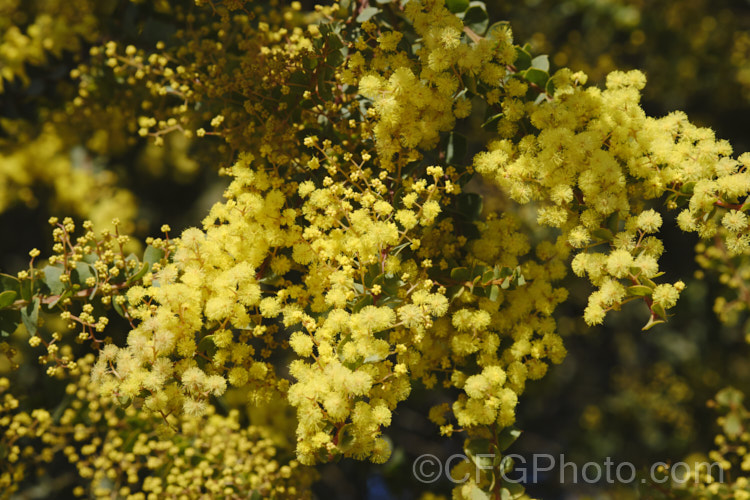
2, 0, 750, 498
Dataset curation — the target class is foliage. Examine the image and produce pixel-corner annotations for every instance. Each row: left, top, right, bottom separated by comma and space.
1, 0, 750, 498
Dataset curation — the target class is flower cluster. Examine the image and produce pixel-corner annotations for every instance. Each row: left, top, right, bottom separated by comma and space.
0, 354, 314, 500
473, 69, 747, 329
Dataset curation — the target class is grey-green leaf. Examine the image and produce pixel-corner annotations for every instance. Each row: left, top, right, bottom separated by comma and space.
0, 309, 21, 337
627, 285, 653, 297
531, 54, 549, 72
497, 426, 521, 452
0, 290, 17, 309
42, 265, 66, 295
71, 262, 95, 287
143, 245, 165, 267
127, 262, 149, 285
445, 0, 470, 13
523, 67, 549, 88
462, 2, 489, 35
356, 7, 380, 22
21, 297, 40, 336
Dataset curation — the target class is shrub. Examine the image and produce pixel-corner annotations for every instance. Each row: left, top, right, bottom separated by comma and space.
1, 0, 750, 498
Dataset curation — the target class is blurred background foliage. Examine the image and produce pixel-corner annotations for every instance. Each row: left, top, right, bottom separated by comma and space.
2, 0, 750, 498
